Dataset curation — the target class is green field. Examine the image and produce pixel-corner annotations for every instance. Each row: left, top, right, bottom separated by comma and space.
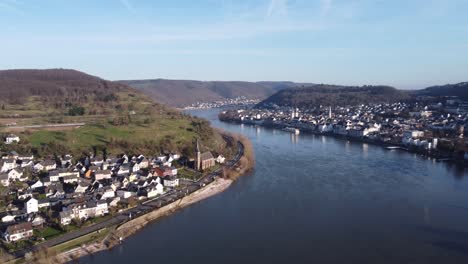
0, 91, 228, 158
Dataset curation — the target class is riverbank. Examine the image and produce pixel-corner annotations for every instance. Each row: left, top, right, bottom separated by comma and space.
220, 118, 467, 166
53, 177, 233, 263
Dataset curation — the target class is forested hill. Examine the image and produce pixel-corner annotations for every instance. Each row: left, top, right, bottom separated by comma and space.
256, 85, 411, 108
0, 69, 129, 105
120, 79, 311, 107
413, 82, 468, 99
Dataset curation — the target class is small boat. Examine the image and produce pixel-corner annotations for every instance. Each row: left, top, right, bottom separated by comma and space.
283, 127, 300, 135
386, 146, 401, 150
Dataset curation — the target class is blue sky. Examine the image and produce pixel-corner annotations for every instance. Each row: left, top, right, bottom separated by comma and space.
0, 0, 467, 88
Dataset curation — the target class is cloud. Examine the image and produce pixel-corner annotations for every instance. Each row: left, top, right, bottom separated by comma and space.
119, 0, 135, 14
266, 0, 289, 17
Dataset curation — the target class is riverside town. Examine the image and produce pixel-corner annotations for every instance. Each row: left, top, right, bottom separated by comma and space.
220, 96, 468, 163
0, 137, 241, 258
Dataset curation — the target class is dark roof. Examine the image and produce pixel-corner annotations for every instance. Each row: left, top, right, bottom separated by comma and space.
6, 222, 32, 234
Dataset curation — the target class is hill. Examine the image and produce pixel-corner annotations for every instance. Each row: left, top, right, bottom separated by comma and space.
256, 84, 411, 108
119, 79, 309, 107
413, 82, 468, 99
0, 69, 229, 158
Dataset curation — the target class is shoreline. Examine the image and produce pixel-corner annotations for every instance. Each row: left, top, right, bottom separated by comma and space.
54, 177, 234, 263
220, 118, 467, 166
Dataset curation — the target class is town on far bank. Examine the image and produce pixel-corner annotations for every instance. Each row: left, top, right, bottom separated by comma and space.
220, 96, 468, 162
0, 137, 228, 253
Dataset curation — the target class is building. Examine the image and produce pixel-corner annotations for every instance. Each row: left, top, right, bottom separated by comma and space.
25, 197, 39, 214
196, 139, 215, 171
4, 134, 20, 144
164, 176, 179, 188
3, 222, 33, 242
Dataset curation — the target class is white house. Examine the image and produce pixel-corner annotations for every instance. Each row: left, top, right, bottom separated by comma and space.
5, 134, 20, 144
164, 176, 179, 187
100, 187, 115, 200
1, 215, 15, 223
8, 168, 23, 181
30, 180, 44, 190
1, 159, 17, 172
3, 222, 33, 242
216, 155, 226, 164
25, 197, 38, 214
146, 183, 164, 198
95, 170, 112, 181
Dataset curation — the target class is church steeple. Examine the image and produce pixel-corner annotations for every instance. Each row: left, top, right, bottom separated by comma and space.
196, 139, 201, 171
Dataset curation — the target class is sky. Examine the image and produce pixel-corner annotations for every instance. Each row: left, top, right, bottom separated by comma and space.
0, 0, 467, 89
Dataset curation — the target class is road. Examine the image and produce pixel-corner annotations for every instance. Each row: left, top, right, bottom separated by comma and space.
13, 136, 244, 257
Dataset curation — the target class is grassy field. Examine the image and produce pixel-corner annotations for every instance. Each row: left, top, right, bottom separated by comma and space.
0, 90, 228, 158
51, 228, 110, 254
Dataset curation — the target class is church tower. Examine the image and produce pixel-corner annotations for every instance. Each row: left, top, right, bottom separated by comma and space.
196, 139, 201, 171
329, 106, 332, 119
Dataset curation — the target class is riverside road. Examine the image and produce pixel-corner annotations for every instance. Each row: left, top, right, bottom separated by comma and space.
14, 137, 244, 258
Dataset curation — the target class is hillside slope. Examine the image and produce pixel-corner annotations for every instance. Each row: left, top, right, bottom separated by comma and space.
0, 69, 228, 158
414, 82, 468, 99
257, 85, 411, 108
119, 79, 309, 107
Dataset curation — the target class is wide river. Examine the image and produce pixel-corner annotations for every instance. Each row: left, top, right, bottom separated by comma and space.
81, 109, 468, 264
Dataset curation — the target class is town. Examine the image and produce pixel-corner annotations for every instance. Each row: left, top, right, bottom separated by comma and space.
220, 97, 468, 162
0, 137, 231, 254
184, 96, 260, 110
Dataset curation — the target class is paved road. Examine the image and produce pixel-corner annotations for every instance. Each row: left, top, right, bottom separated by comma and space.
13, 136, 244, 257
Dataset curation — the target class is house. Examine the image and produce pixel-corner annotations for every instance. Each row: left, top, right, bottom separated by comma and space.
60, 155, 73, 167
138, 158, 150, 169
1, 215, 15, 223
38, 199, 51, 209
31, 215, 45, 227
1, 159, 17, 172
59, 211, 74, 225
43, 160, 57, 171
0, 173, 9, 187
100, 187, 115, 200
34, 160, 57, 172
163, 176, 179, 187
25, 197, 38, 214
30, 180, 44, 190
216, 155, 226, 164
48, 170, 61, 182
90, 157, 104, 167
8, 168, 23, 181
3, 222, 33, 242
164, 166, 177, 176
95, 170, 112, 181
146, 183, 164, 198
63, 175, 79, 184
116, 190, 134, 199
74, 182, 90, 193
46, 184, 65, 199
4, 134, 20, 144
117, 164, 130, 176
20, 159, 34, 168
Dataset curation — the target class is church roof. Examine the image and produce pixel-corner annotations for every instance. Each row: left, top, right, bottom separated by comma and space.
200, 151, 214, 161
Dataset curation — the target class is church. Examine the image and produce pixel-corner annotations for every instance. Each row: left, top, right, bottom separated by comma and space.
195, 139, 215, 171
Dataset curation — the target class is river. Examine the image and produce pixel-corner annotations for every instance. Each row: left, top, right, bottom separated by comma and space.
80, 108, 468, 264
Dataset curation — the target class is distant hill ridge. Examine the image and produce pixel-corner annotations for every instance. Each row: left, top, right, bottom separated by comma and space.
119, 79, 313, 107
0, 69, 129, 105
256, 84, 410, 108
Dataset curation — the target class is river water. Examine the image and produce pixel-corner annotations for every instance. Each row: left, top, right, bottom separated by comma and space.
81, 109, 468, 264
